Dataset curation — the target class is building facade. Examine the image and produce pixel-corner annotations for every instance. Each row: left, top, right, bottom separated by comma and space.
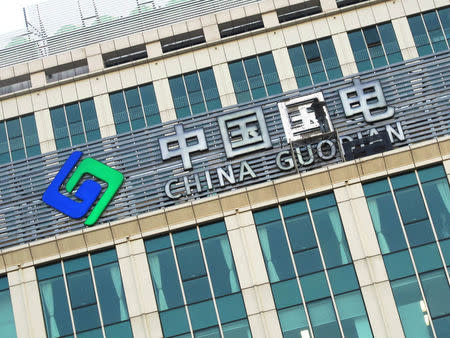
0, 0, 449, 337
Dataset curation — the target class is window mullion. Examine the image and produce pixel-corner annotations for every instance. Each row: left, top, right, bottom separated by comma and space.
241, 59, 253, 101
122, 91, 133, 131
421, 14, 435, 53
304, 198, 346, 338
181, 74, 194, 117
197, 71, 209, 112
87, 254, 107, 337
136, 85, 149, 127
414, 171, 450, 284
256, 55, 269, 97
361, 28, 375, 69
60, 261, 78, 338
301, 45, 314, 84
62, 106, 73, 148
316, 40, 329, 82
77, 102, 88, 144
195, 226, 225, 338
434, 10, 449, 49
2, 121, 13, 162
18, 118, 28, 158
169, 233, 195, 337
277, 205, 316, 338
386, 177, 438, 338
376, 25, 390, 66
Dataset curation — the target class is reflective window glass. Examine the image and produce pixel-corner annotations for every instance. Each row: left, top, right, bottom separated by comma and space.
0, 276, 17, 338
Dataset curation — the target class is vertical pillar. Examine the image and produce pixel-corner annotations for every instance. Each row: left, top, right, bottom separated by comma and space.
391, 17, 419, 61
34, 108, 56, 153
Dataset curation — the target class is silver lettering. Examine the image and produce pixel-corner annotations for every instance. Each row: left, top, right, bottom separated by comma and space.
317, 140, 336, 160
386, 122, 405, 143
183, 175, 202, 195
165, 179, 182, 199
276, 151, 294, 171
296, 145, 314, 166
239, 161, 257, 181
217, 165, 235, 187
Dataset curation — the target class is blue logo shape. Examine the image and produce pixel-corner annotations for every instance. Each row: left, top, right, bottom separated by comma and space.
42, 151, 123, 225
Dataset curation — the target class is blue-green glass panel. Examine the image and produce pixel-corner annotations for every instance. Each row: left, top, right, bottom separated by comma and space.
335, 291, 373, 338
394, 185, 428, 225
294, 248, 323, 276
383, 250, 415, 280
199, 69, 220, 105
200, 221, 227, 239
176, 242, 207, 281
216, 293, 247, 323
195, 326, 220, 338
65, 103, 85, 146
259, 53, 282, 96
253, 207, 281, 225
183, 276, 211, 304
328, 264, 359, 295
366, 193, 407, 254
412, 243, 442, 273
6, 118, 25, 161
363, 179, 390, 197
38, 277, 73, 338
308, 298, 342, 338
109, 92, 130, 134
433, 315, 450, 338
139, 83, 160, 125
281, 200, 308, 218
21, 114, 40, 156
72, 304, 101, 332
203, 235, 240, 298
318, 38, 343, 80
423, 11, 447, 53
64, 256, 90, 274
391, 276, 433, 338
36, 263, 63, 280
408, 15, 433, 56
80, 100, 101, 142
77, 329, 102, 338
421, 178, 450, 240
257, 221, 296, 283
0, 122, 10, 164
50, 107, 70, 150
125, 88, 146, 130
440, 238, 450, 266
300, 271, 330, 302
379, 22, 403, 64
0, 289, 17, 338
420, 269, 450, 319
229, 61, 251, 103
312, 206, 352, 268
145, 236, 171, 253
244, 57, 265, 100
222, 319, 251, 338
438, 8, 450, 45
173, 228, 198, 246
348, 30, 372, 71
0, 277, 8, 291
91, 249, 117, 267
288, 45, 312, 89
405, 219, 435, 247
93, 262, 129, 325
148, 248, 185, 310
285, 213, 317, 252
188, 300, 218, 331
160, 307, 190, 337
104, 321, 133, 338
278, 305, 310, 338
418, 165, 446, 182
309, 193, 336, 211
66, 270, 97, 309
185, 72, 206, 115
391, 172, 417, 190
272, 278, 302, 309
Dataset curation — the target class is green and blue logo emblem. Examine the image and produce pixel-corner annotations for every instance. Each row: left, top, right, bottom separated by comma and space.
42, 151, 123, 226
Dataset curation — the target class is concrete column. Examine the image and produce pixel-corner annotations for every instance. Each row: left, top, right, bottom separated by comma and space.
332, 33, 358, 76
320, 0, 338, 12
335, 183, 405, 338
153, 78, 177, 123
93, 94, 116, 138
392, 17, 419, 61
225, 211, 283, 338
8, 267, 46, 338
272, 47, 297, 92
212, 63, 237, 107
34, 108, 56, 153
116, 239, 163, 338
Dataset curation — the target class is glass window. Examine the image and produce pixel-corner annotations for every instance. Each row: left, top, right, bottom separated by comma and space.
229, 52, 282, 103
146, 221, 250, 338
50, 99, 101, 150
36, 249, 132, 337
0, 276, 17, 338
348, 22, 403, 72
109, 83, 160, 134
0, 114, 40, 164
408, 9, 449, 56
288, 37, 342, 88
254, 193, 373, 338
169, 68, 221, 119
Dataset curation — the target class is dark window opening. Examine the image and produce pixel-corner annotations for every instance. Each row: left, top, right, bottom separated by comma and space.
218, 15, 264, 38
336, 0, 370, 8
46, 59, 89, 83
161, 30, 206, 53
277, 0, 322, 24
0, 75, 31, 96
103, 45, 148, 68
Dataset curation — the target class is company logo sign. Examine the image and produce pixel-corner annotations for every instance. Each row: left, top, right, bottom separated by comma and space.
42, 151, 123, 226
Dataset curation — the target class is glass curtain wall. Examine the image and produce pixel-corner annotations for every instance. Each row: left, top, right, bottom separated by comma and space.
50, 99, 101, 150
408, 8, 450, 56
288, 37, 342, 88
254, 193, 373, 338
0, 275, 16, 337
36, 248, 133, 338
363, 165, 450, 338
0, 114, 40, 164
169, 68, 222, 119
109, 83, 160, 134
348, 22, 403, 72
228, 52, 282, 103
145, 221, 251, 338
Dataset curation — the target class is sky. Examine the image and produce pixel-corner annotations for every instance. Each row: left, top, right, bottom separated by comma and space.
0, 0, 42, 34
